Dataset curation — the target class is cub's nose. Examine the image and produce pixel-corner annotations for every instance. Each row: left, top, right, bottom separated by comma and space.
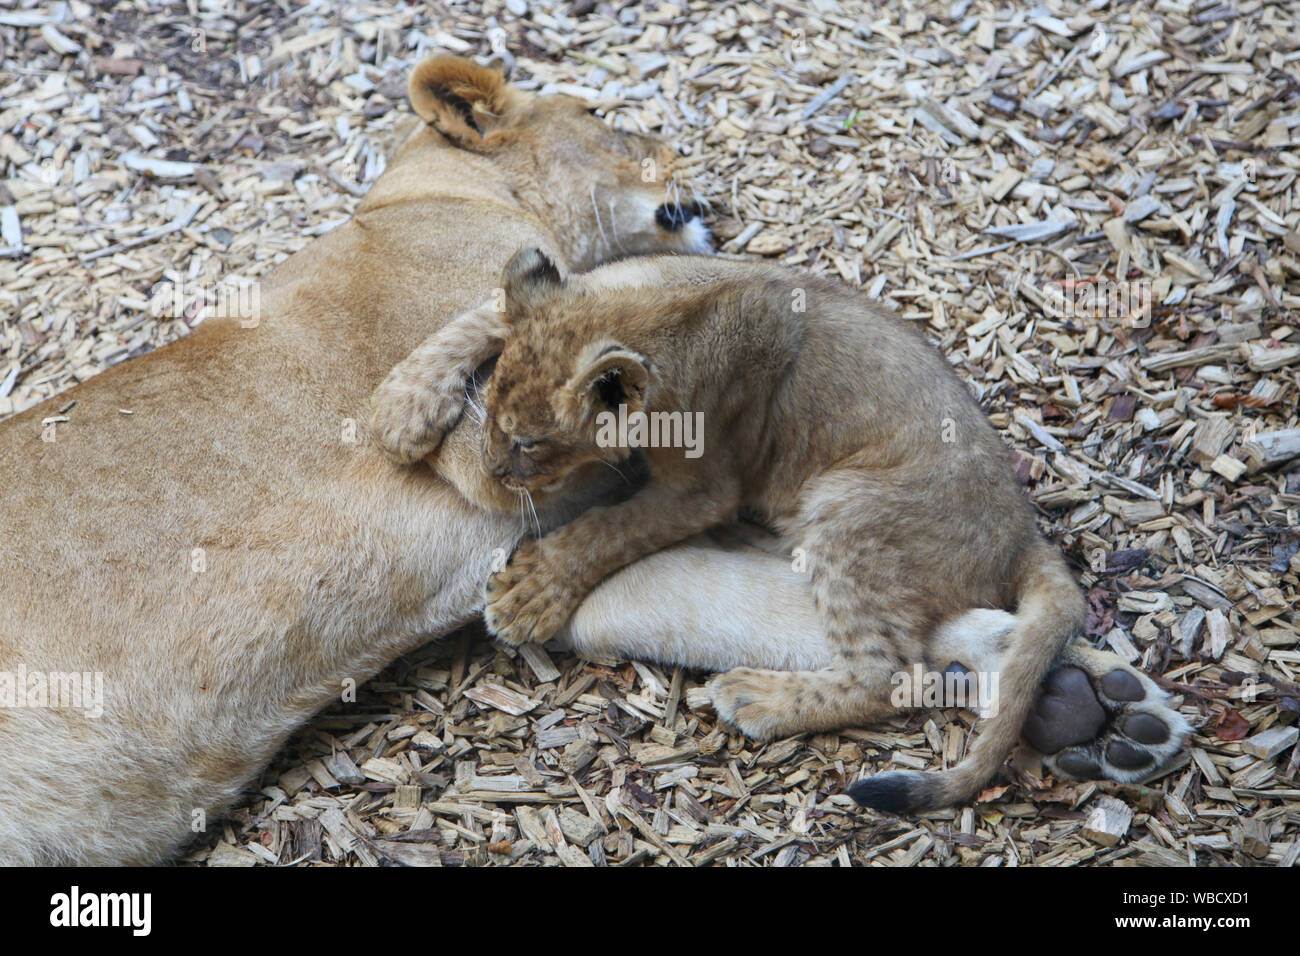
654, 200, 703, 232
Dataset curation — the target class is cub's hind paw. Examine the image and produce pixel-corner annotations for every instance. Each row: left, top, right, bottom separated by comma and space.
1023, 644, 1191, 783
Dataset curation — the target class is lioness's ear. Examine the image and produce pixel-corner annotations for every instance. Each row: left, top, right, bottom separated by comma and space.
560, 344, 649, 424
503, 247, 564, 314
408, 56, 522, 147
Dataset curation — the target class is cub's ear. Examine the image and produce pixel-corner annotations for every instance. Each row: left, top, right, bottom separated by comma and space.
408, 56, 522, 148
503, 247, 564, 314
560, 344, 650, 424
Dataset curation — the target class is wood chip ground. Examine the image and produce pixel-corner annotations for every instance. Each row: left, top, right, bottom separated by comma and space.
2, 0, 1298, 867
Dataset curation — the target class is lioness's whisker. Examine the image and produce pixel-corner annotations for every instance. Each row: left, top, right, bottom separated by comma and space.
590, 184, 610, 252
608, 199, 629, 253
665, 177, 682, 223
691, 184, 714, 218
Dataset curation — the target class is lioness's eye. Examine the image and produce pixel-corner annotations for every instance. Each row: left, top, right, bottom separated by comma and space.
514, 438, 541, 452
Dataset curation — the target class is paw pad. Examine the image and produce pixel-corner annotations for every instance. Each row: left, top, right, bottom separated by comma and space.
1023, 666, 1105, 753
1122, 712, 1170, 745
1100, 668, 1144, 701
1105, 739, 1154, 770
1056, 751, 1102, 778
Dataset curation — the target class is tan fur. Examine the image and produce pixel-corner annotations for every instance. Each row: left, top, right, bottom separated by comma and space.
0, 57, 712, 865
407, 56, 529, 148
409, 252, 1089, 810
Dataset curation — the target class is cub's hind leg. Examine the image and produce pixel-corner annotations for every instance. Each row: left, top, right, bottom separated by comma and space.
708, 527, 930, 740
554, 524, 1021, 678
707, 660, 904, 740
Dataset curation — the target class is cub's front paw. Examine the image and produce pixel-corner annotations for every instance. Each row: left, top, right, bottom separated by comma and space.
369, 373, 464, 464
484, 540, 582, 646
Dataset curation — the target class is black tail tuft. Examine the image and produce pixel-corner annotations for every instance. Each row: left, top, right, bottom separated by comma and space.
847, 771, 933, 814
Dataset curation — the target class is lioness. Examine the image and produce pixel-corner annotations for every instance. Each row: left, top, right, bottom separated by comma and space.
373, 251, 1191, 812
0, 55, 717, 865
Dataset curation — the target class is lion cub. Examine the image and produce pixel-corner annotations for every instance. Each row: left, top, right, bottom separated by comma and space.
395, 249, 1089, 811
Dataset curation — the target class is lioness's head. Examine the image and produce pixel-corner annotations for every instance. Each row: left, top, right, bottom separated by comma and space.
400, 55, 709, 269
479, 249, 656, 496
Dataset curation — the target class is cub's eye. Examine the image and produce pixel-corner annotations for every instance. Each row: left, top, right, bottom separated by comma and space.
513, 438, 542, 452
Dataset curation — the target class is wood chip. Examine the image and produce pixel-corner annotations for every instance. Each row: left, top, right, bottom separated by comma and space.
1080, 796, 1133, 846
6, 0, 1293, 871
1240, 726, 1299, 761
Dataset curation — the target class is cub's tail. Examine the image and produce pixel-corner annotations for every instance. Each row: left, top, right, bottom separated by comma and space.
848, 539, 1084, 812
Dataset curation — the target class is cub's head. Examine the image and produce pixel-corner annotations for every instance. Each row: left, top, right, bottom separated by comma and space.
480, 249, 649, 496
402, 55, 709, 269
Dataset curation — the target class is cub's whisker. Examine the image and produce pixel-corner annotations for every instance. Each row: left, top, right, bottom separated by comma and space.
464, 382, 487, 424
522, 488, 541, 538
599, 458, 632, 485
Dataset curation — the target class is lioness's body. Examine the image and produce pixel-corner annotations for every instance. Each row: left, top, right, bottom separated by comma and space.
0, 58, 711, 865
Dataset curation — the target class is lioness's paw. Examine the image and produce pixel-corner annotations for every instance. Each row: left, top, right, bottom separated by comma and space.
707, 668, 798, 741
1023, 644, 1191, 783
369, 374, 464, 464
484, 540, 581, 646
